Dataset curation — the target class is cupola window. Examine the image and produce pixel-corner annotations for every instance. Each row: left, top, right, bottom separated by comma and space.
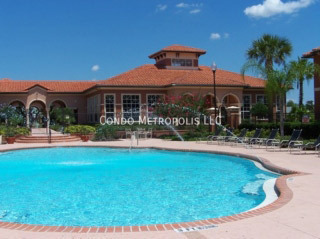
172, 59, 192, 67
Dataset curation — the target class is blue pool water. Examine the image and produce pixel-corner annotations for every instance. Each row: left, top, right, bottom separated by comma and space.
0, 147, 279, 226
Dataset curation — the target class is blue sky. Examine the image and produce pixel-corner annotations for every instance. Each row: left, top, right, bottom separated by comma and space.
0, 0, 319, 103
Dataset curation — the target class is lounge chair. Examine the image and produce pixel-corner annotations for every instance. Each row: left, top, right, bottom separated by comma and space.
145, 128, 153, 139
137, 128, 147, 139
217, 128, 234, 145
125, 128, 133, 139
228, 128, 247, 145
207, 127, 223, 144
289, 135, 320, 154
246, 128, 262, 146
255, 128, 278, 149
269, 129, 302, 151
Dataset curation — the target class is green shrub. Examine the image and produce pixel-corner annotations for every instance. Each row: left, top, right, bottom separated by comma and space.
0, 104, 25, 126
239, 121, 320, 139
79, 125, 96, 135
94, 125, 117, 141
4, 127, 17, 137
50, 107, 75, 126
0, 126, 29, 137
15, 127, 30, 136
245, 130, 255, 138
233, 129, 240, 135
251, 103, 268, 119
65, 125, 95, 135
50, 124, 63, 132
65, 125, 81, 134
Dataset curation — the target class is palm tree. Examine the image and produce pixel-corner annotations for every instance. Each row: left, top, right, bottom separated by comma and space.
247, 34, 292, 122
242, 61, 294, 136
290, 57, 320, 108
247, 34, 292, 70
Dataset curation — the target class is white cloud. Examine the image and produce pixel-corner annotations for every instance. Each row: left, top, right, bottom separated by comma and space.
91, 65, 100, 72
176, 3, 203, 14
210, 33, 221, 40
176, 3, 189, 8
156, 4, 167, 11
244, 0, 314, 18
176, 2, 203, 8
190, 9, 201, 14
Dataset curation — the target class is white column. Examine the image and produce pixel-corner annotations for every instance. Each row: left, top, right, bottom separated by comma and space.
26, 109, 30, 128
46, 109, 50, 134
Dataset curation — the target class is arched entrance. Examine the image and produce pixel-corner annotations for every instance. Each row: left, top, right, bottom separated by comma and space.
50, 100, 66, 111
49, 100, 67, 125
29, 101, 47, 128
221, 94, 241, 128
182, 93, 194, 102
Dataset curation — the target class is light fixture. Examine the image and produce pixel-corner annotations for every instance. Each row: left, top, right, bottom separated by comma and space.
211, 62, 217, 72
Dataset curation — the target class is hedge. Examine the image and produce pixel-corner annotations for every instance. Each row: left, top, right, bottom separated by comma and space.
65, 125, 96, 135
0, 125, 30, 137
239, 121, 320, 139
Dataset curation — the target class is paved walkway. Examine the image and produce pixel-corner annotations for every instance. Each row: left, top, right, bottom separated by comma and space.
0, 139, 319, 239
31, 128, 63, 136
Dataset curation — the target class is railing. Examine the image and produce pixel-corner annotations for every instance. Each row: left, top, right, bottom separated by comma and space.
129, 131, 139, 150
48, 129, 52, 144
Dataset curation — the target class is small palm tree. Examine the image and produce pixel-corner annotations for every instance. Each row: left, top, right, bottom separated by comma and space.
290, 57, 320, 108
247, 34, 292, 122
50, 107, 75, 128
242, 61, 295, 136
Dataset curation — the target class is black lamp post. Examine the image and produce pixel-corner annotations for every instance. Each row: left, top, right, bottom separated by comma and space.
211, 62, 217, 131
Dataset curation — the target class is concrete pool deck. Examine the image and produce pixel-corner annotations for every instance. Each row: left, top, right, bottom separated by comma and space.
0, 139, 319, 239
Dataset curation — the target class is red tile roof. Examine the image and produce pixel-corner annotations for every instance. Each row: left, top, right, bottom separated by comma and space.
302, 46, 320, 58
99, 64, 265, 88
0, 79, 96, 93
0, 65, 265, 93
149, 44, 206, 58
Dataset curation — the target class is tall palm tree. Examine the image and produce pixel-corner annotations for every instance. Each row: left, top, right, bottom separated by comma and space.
247, 34, 292, 70
290, 57, 320, 108
247, 34, 292, 122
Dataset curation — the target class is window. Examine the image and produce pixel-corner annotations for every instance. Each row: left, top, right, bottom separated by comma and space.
172, 59, 192, 67
241, 95, 251, 119
87, 95, 100, 123
105, 94, 115, 120
256, 95, 267, 105
256, 94, 268, 120
147, 94, 163, 118
122, 95, 140, 120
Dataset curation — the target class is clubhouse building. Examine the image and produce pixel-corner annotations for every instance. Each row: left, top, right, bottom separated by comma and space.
0, 45, 268, 128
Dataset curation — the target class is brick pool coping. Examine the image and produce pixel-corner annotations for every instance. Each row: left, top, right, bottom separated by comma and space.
0, 145, 307, 233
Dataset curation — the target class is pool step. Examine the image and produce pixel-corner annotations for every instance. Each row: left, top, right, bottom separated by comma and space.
16, 135, 81, 143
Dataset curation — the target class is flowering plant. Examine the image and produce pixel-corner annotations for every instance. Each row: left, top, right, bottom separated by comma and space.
153, 94, 211, 120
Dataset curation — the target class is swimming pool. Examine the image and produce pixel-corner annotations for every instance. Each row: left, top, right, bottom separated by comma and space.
0, 147, 279, 226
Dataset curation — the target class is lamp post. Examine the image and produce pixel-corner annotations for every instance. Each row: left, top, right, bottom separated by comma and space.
211, 62, 217, 131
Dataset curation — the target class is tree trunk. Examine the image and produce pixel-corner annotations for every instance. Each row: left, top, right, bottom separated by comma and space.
279, 94, 284, 137
268, 98, 274, 123
299, 78, 303, 108
265, 59, 274, 123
